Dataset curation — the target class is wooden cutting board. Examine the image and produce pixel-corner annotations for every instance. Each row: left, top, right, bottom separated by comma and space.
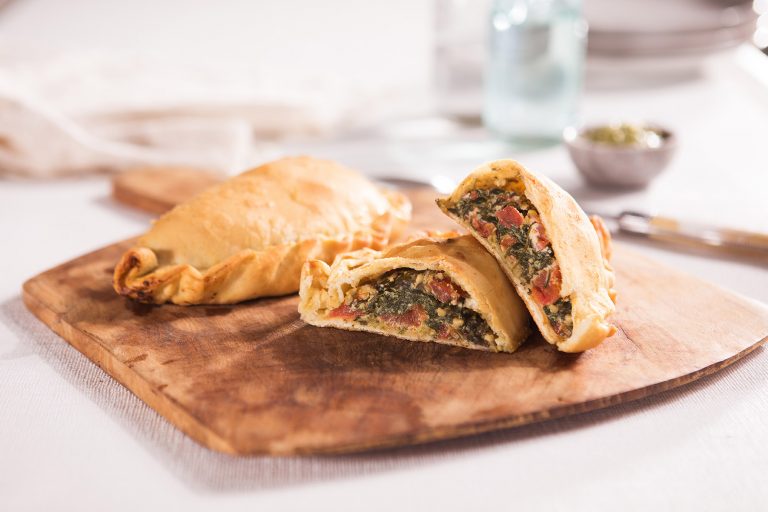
24, 186, 768, 455
112, 166, 223, 214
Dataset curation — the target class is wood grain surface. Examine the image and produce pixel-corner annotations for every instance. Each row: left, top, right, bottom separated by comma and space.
23, 188, 768, 455
112, 166, 223, 214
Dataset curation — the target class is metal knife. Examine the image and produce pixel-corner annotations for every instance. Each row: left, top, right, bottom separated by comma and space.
594, 210, 768, 257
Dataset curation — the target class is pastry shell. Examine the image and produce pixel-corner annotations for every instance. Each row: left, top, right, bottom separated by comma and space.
299, 234, 531, 352
114, 156, 411, 304
437, 159, 616, 352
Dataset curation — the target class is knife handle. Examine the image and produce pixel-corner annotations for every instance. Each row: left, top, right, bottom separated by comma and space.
616, 211, 768, 256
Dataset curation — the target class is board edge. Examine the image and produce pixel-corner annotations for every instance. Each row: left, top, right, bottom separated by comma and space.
22, 278, 240, 456
285, 337, 766, 456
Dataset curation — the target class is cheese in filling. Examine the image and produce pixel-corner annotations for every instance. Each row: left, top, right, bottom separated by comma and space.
448, 186, 574, 338
327, 268, 497, 347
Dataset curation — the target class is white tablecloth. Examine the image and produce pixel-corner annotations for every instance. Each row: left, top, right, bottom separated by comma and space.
2, 48, 768, 511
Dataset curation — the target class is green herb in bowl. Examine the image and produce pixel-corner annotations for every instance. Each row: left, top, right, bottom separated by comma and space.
584, 123, 665, 149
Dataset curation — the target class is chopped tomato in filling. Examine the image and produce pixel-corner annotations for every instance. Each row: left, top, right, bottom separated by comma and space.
381, 304, 428, 327
469, 212, 495, 238
495, 205, 524, 228
329, 303, 360, 320
499, 234, 516, 251
449, 186, 574, 338
436, 323, 459, 340
330, 268, 496, 347
531, 265, 562, 306
428, 277, 463, 303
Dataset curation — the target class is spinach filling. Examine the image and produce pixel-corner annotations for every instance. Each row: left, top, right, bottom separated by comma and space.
449, 187, 574, 338
544, 300, 573, 338
448, 188, 550, 281
342, 269, 496, 347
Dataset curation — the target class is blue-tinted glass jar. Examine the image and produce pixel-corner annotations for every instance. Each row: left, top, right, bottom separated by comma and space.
483, 0, 587, 146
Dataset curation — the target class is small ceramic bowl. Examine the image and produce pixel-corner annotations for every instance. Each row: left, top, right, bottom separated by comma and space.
563, 123, 677, 188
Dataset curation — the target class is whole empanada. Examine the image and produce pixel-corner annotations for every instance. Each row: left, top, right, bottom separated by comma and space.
437, 159, 616, 352
299, 234, 531, 353
114, 156, 411, 304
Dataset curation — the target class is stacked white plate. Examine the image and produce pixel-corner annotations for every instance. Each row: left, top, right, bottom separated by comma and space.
586, 0, 757, 87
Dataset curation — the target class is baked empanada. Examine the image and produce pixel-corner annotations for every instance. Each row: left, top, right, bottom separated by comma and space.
114, 156, 411, 304
299, 234, 531, 352
437, 159, 616, 352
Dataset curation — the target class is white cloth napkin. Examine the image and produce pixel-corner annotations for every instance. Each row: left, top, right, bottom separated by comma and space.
0, 48, 388, 177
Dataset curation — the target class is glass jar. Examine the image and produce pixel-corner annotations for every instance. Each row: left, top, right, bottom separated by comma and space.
483, 0, 587, 146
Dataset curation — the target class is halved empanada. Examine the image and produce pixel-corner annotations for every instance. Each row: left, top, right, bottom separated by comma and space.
437, 159, 616, 352
114, 156, 411, 304
299, 234, 531, 352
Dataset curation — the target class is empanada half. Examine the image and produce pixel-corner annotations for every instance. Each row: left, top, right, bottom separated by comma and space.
437, 159, 616, 352
299, 234, 531, 353
114, 156, 411, 304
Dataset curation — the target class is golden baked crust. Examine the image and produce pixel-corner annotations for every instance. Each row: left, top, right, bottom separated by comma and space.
299, 234, 531, 353
113, 156, 411, 304
437, 159, 616, 352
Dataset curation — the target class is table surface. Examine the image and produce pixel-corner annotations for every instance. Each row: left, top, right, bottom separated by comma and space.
2, 46, 768, 511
